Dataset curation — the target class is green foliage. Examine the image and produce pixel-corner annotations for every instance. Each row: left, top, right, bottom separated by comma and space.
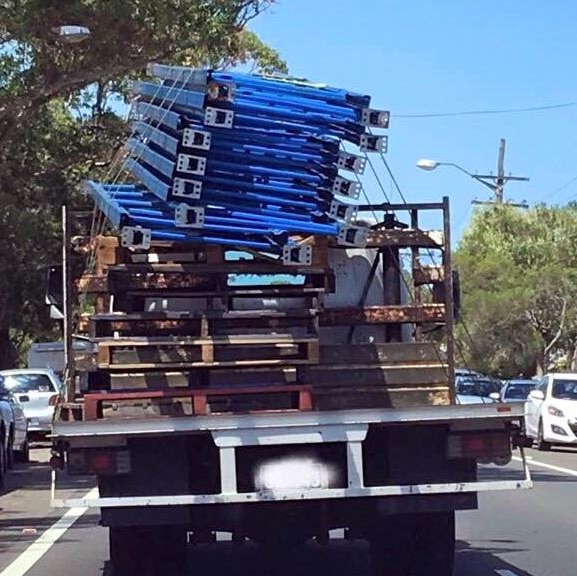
0, 0, 283, 368
455, 204, 577, 377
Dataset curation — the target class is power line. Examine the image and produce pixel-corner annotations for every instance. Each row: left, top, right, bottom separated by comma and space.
544, 173, 577, 203
393, 101, 577, 119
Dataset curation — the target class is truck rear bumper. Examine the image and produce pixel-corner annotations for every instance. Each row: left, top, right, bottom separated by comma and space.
53, 467, 531, 509
51, 403, 531, 508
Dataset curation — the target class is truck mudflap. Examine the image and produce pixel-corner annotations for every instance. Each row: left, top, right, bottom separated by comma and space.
51, 403, 532, 508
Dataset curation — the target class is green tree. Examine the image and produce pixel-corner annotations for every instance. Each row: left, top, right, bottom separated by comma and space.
0, 0, 285, 368
454, 204, 577, 378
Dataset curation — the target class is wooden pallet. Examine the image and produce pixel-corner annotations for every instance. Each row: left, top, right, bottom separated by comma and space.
89, 309, 319, 339
95, 335, 320, 370
83, 385, 313, 420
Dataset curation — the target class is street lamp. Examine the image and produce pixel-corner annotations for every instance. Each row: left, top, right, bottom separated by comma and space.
416, 139, 529, 206
416, 158, 498, 195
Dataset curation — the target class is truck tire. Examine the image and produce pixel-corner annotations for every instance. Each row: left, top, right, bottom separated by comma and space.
109, 526, 186, 576
369, 512, 455, 576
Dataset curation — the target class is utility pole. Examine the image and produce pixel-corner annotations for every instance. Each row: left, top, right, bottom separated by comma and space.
471, 138, 529, 208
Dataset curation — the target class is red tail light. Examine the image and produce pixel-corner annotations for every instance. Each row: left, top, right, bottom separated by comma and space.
447, 431, 512, 461
67, 449, 131, 476
48, 394, 61, 407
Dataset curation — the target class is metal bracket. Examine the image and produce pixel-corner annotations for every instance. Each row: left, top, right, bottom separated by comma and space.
175, 205, 205, 228
360, 134, 388, 153
120, 226, 152, 249
204, 107, 234, 129
176, 153, 207, 176
337, 225, 369, 247
329, 200, 358, 223
361, 108, 390, 128
332, 176, 361, 199
282, 244, 313, 266
337, 152, 366, 174
172, 178, 202, 200
181, 129, 212, 151
206, 81, 236, 103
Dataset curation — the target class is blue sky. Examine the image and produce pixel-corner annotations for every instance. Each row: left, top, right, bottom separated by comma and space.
250, 0, 577, 241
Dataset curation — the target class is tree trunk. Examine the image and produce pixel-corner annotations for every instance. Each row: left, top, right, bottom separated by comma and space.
535, 351, 545, 377
0, 328, 17, 370
570, 343, 577, 372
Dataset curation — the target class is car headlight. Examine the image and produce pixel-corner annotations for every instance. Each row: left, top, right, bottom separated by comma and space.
548, 405, 565, 418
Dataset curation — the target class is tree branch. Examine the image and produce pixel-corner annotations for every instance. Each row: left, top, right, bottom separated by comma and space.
544, 296, 567, 355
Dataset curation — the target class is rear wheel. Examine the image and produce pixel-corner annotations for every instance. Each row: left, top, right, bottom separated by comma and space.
536, 420, 551, 451
369, 512, 455, 576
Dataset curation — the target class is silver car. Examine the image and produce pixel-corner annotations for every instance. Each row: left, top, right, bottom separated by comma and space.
0, 369, 63, 436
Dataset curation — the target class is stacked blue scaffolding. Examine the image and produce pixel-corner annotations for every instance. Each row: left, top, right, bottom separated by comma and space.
86, 64, 389, 261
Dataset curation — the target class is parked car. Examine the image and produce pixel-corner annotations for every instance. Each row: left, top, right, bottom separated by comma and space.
455, 375, 502, 405
525, 373, 577, 450
455, 367, 484, 378
500, 379, 535, 403
0, 374, 29, 487
0, 369, 63, 437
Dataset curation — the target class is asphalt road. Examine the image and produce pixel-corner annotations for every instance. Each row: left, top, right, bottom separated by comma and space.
0, 445, 576, 576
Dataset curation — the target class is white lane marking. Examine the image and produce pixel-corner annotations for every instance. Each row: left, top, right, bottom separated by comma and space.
513, 456, 577, 477
0, 488, 97, 576
496, 570, 521, 576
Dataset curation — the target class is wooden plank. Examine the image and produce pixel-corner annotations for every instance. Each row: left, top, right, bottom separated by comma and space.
413, 265, 445, 286
318, 342, 446, 365
366, 229, 444, 249
102, 345, 316, 369
94, 236, 120, 273
94, 335, 318, 346
301, 365, 449, 387
99, 368, 299, 391
313, 388, 451, 410
107, 372, 192, 390
320, 304, 446, 326
97, 358, 318, 370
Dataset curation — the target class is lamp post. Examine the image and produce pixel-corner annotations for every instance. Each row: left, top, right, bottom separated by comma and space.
416, 139, 529, 207
56, 25, 91, 402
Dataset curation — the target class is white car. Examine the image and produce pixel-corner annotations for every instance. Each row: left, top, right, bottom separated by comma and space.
525, 373, 577, 450
0, 369, 63, 436
0, 375, 29, 488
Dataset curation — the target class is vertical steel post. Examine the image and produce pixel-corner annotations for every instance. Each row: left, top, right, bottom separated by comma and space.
382, 214, 402, 343
442, 197, 456, 403
62, 204, 75, 402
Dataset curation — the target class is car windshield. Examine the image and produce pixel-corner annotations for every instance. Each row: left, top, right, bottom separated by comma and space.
551, 379, 577, 400
504, 382, 535, 399
3, 373, 57, 394
456, 377, 502, 398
